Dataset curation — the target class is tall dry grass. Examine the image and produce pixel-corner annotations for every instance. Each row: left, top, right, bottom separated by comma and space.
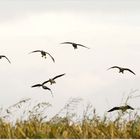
0, 95, 140, 138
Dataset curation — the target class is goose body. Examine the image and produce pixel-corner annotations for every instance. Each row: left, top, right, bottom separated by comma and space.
29, 50, 55, 62
43, 73, 65, 85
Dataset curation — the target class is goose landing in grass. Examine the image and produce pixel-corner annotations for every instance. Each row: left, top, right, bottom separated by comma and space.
61, 42, 90, 49
29, 50, 55, 62
107, 66, 136, 75
0, 55, 11, 63
108, 105, 134, 112
31, 83, 53, 97
43, 73, 65, 85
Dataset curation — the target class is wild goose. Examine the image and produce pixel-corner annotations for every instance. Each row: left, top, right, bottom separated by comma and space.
0, 55, 11, 63
61, 42, 90, 49
43, 73, 65, 85
29, 50, 55, 62
31, 82, 53, 97
108, 105, 134, 112
107, 66, 136, 75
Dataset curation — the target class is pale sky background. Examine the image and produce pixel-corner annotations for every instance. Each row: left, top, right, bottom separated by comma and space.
0, 0, 140, 120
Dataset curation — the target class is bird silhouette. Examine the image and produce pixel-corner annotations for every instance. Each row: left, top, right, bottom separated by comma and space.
61, 42, 90, 49
107, 66, 136, 75
31, 83, 53, 97
0, 55, 11, 63
108, 105, 134, 112
29, 50, 55, 62
43, 73, 65, 85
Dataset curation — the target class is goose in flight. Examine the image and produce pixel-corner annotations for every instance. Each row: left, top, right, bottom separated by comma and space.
0, 55, 11, 63
107, 66, 136, 75
61, 42, 90, 49
31, 83, 53, 97
43, 73, 65, 85
108, 105, 134, 112
29, 50, 55, 62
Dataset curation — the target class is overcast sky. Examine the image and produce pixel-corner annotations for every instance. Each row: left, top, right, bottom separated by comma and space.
0, 0, 140, 119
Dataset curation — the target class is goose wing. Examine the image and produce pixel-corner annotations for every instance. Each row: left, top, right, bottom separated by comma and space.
52, 73, 65, 80
77, 43, 90, 49
43, 85, 51, 90
31, 84, 42, 88
1, 55, 11, 63
124, 68, 136, 75
108, 107, 120, 112
42, 80, 50, 85
107, 66, 121, 70
45, 52, 55, 62
127, 105, 134, 110
43, 86, 53, 97
29, 50, 42, 54
61, 42, 73, 45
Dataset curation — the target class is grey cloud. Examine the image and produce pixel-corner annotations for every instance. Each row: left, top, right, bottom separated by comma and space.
1, 0, 140, 23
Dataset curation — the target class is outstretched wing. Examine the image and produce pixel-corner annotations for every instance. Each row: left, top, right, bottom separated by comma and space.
107, 66, 121, 70
43, 86, 53, 97
46, 52, 55, 62
42, 80, 50, 85
1, 55, 11, 63
61, 42, 73, 45
108, 107, 120, 112
77, 43, 90, 49
52, 73, 65, 80
31, 84, 42, 88
124, 68, 136, 75
127, 105, 134, 110
29, 50, 42, 54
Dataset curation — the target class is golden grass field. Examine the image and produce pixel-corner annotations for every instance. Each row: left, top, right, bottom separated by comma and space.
0, 97, 140, 139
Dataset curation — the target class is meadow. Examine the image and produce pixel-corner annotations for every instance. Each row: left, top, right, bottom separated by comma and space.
0, 97, 140, 139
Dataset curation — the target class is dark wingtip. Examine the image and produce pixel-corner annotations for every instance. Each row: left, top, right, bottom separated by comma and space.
131, 108, 134, 110
107, 67, 111, 71
127, 105, 134, 110
107, 110, 112, 112
60, 42, 65, 44
28, 51, 33, 54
